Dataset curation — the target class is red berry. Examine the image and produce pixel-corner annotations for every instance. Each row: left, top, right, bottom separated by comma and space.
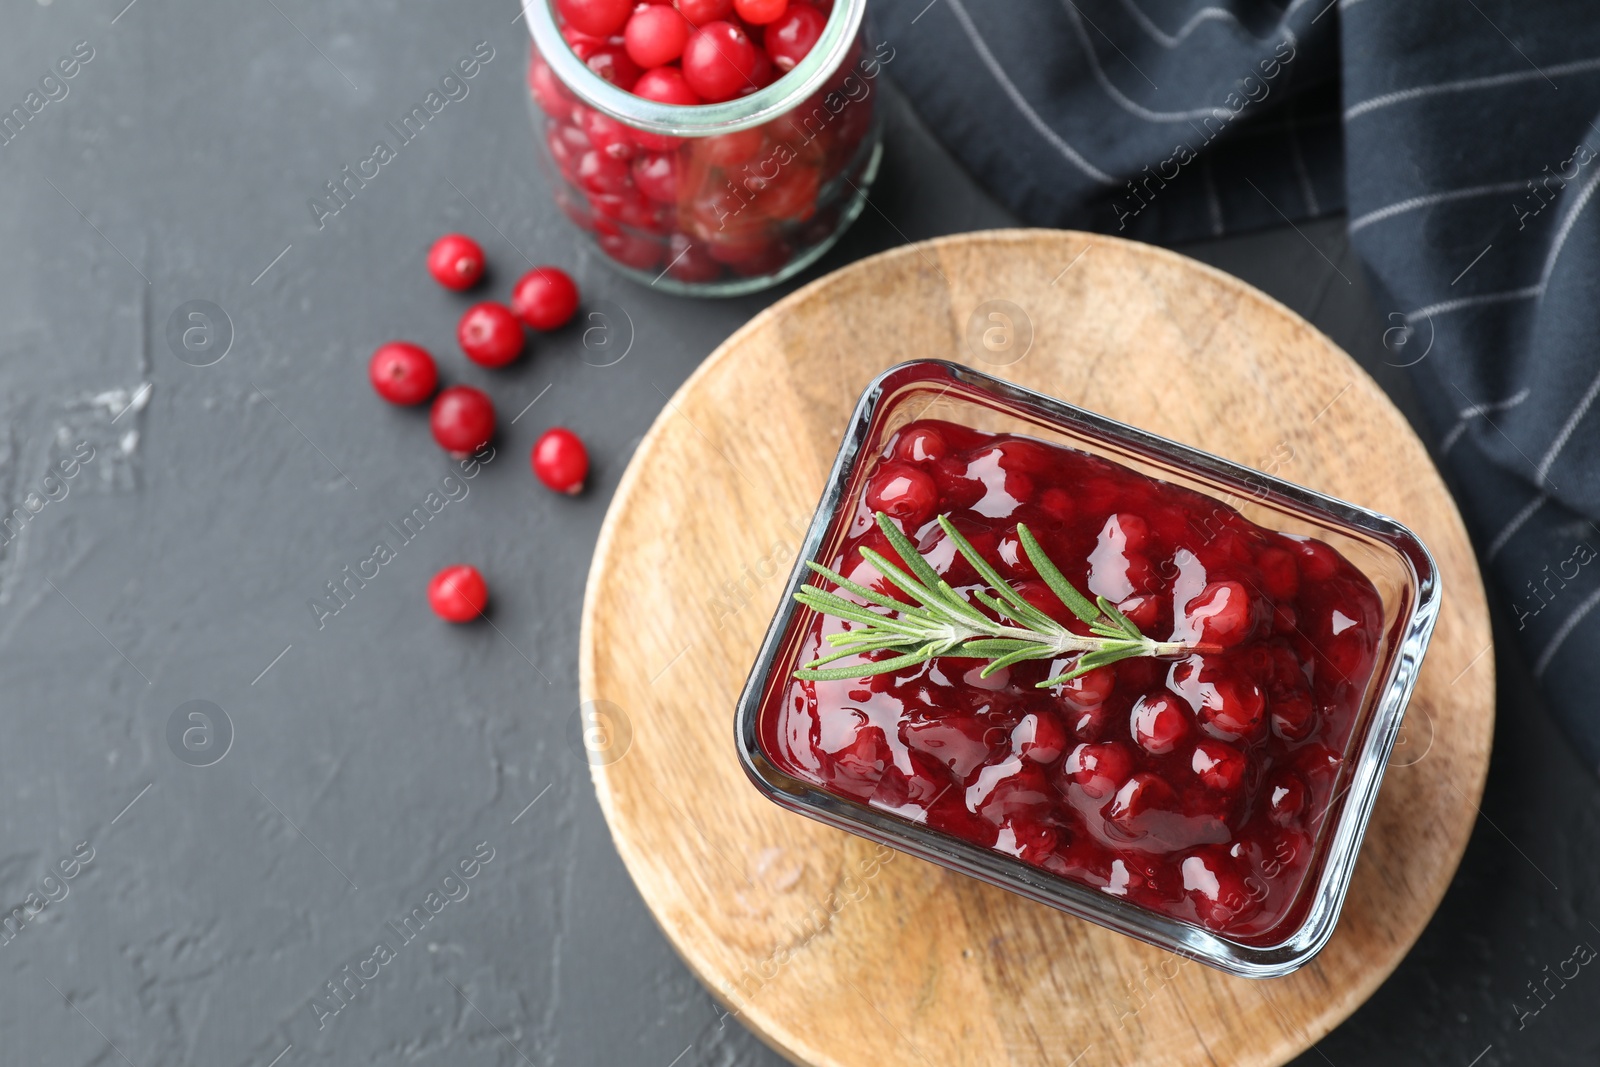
1130, 690, 1189, 755
632, 151, 680, 203
1183, 580, 1255, 648
528, 53, 576, 120
430, 385, 496, 455
971, 760, 1052, 824
532, 427, 590, 494
1181, 850, 1261, 930
576, 147, 634, 194
1057, 665, 1116, 709
580, 108, 639, 160
903, 715, 994, 779
665, 233, 723, 282
625, 3, 691, 67
511, 267, 581, 331
1011, 712, 1066, 765
557, 0, 633, 37
426, 234, 485, 290
1293, 537, 1340, 581
457, 302, 525, 367
735, 0, 787, 23
1201, 676, 1267, 741
765, 1, 826, 70
368, 342, 438, 405
1256, 546, 1300, 600
1061, 741, 1133, 800
1190, 739, 1246, 791
894, 426, 947, 464
677, 0, 733, 25
1116, 593, 1162, 631
1271, 691, 1315, 741
865, 462, 937, 529
583, 43, 642, 91
702, 127, 766, 166
632, 65, 703, 105
598, 229, 665, 270
1266, 772, 1308, 826
1106, 772, 1176, 826
681, 21, 761, 102
428, 564, 488, 623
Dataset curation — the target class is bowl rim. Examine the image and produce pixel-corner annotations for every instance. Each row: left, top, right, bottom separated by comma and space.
732, 358, 1442, 979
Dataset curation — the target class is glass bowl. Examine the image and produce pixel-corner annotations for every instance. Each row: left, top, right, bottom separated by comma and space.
734, 359, 1440, 978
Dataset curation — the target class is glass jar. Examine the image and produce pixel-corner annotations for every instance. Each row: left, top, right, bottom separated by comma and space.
524, 0, 885, 295
735, 360, 1441, 978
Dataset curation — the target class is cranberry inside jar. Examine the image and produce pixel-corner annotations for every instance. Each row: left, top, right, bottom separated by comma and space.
526, 0, 883, 293
764, 420, 1385, 942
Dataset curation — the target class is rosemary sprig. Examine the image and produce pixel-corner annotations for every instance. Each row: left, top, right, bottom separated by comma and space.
793, 511, 1202, 687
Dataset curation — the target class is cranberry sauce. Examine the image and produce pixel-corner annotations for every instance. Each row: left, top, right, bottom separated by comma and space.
764, 420, 1384, 940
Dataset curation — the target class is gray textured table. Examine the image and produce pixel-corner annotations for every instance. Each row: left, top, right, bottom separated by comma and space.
2, 2, 1597, 1065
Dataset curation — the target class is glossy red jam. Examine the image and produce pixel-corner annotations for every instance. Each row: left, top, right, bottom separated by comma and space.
764, 420, 1384, 941
527, 2, 881, 286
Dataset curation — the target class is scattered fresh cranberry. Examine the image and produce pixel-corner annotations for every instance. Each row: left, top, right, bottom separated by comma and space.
368, 342, 438, 405
766, 419, 1385, 939
735, 0, 788, 24
681, 22, 762, 102
428, 564, 489, 623
765, 1, 826, 70
457, 302, 525, 367
426, 234, 485, 291
625, 4, 692, 68
556, 0, 633, 37
511, 267, 581, 331
531, 428, 590, 494
430, 385, 496, 455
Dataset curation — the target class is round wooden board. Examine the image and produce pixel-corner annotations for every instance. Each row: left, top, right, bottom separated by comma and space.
580, 230, 1494, 1067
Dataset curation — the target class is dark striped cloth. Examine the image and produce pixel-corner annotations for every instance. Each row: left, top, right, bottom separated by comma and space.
872, 0, 1600, 770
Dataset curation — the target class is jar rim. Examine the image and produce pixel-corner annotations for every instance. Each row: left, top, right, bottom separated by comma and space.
523, 0, 867, 136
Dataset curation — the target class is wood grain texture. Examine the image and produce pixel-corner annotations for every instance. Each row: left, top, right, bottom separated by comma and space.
579, 230, 1494, 1067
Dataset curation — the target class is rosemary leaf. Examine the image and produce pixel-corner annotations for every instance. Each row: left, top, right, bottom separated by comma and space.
1017, 523, 1100, 624
791, 510, 1204, 688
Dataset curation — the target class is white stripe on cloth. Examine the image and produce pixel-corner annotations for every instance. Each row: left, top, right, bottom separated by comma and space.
1058, 0, 1235, 122
1536, 584, 1600, 677
1345, 55, 1600, 121
1539, 164, 1600, 285
1114, 0, 1249, 48
1117, 0, 1321, 47
1349, 179, 1528, 233
1405, 285, 1543, 323
1487, 491, 1548, 559
945, 0, 1118, 185
1441, 387, 1531, 452
1537, 365, 1600, 484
